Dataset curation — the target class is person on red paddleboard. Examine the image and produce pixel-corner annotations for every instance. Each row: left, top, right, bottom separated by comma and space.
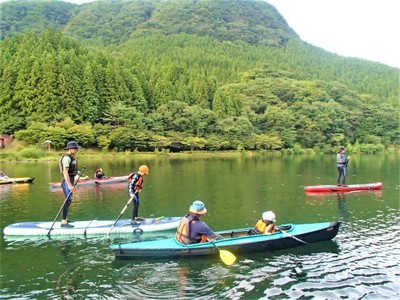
337, 146, 350, 186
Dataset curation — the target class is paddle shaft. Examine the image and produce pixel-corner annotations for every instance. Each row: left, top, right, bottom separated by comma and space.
47, 166, 86, 236
107, 190, 138, 235
83, 219, 96, 236
278, 229, 308, 245
345, 156, 350, 168
343, 157, 350, 176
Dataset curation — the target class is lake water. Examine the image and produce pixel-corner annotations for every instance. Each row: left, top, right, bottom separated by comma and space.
0, 153, 399, 299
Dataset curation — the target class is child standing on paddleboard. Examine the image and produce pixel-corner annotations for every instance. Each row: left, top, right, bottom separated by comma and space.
128, 165, 149, 225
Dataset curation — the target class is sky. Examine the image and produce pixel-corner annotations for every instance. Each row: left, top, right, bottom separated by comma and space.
265, 0, 400, 68
1, 0, 399, 68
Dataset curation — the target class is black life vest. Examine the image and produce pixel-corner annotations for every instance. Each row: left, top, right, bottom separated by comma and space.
59, 154, 78, 177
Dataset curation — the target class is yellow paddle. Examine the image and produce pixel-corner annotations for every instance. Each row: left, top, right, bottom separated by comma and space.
219, 249, 237, 265
209, 240, 236, 265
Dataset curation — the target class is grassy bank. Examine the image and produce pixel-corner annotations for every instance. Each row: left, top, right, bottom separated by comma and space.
0, 141, 269, 162
1, 140, 398, 162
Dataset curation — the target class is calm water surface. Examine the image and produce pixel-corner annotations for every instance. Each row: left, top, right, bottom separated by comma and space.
0, 153, 399, 299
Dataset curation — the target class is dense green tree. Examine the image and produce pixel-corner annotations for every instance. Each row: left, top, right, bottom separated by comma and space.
15, 122, 68, 148
81, 64, 101, 123
257, 106, 296, 147
182, 136, 207, 151
212, 84, 244, 118
0, 1, 398, 152
149, 135, 172, 151
0, 1, 78, 39
251, 133, 284, 150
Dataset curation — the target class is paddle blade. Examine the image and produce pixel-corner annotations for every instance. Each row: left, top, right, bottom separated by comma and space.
219, 249, 236, 265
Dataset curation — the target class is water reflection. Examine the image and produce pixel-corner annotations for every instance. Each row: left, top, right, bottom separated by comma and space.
0, 184, 12, 198
57, 240, 83, 298
113, 259, 239, 299
0, 183, 31, 199
93, 183, 127, 202
305, 190, 384, 223
109, 240, 341, 299
337, 193, 348, 222
0, 155, 398, 299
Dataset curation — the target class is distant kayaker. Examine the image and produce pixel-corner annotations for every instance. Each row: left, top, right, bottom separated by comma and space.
175, 200, 224, 244
74, 171, 88, 182
337, 146, 350, 186
128, 165, 149, 225
252, 211, 277, 235
94, 168, 106, 179
59, 141, 81, 227
0, 171, 9, 180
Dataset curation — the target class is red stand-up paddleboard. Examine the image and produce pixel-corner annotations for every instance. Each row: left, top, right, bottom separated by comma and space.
305, 182, 383, 193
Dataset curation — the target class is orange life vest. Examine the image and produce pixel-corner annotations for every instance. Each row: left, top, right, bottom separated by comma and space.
175, 216, 191, 244
175, 214, 208, 244
255, 220, 267, 233
254, 219, 276, 234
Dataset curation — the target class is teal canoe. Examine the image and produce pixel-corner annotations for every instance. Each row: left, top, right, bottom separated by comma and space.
111, 221, 340, 260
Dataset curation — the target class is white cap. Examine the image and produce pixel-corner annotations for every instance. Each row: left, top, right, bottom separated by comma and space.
262, 211, 276, 222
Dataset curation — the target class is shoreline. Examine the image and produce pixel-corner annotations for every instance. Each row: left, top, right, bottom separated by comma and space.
1, 148, 398, 163
0, 149, 286, 163
1, 141, 398, 163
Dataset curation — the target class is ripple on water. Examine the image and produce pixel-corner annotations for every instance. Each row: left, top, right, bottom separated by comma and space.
212, 215, 400, 300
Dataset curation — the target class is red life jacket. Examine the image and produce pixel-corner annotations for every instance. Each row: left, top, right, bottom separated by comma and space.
134, 175, 143, 191
128, 173, 143, 191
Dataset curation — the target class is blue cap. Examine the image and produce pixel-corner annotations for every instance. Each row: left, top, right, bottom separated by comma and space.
189, 200, 207, 215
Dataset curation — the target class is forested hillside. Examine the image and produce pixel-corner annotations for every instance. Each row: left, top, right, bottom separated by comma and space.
0, 0, 398, 153
0, 0, 78, 39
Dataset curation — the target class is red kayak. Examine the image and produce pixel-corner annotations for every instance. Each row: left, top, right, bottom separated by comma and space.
305, 182, 383, 193
49, 176, 128, 189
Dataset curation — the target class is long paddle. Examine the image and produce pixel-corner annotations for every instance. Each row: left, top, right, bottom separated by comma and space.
209, 239, 236, 265
107, 190, 138, 236
47, 166, 86, 236
277, 228, 308, 245
83, 219, 96, 236
345, 156, 350, 168
343, 156, 350, 177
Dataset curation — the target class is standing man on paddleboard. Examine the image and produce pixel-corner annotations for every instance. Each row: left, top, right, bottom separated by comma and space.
337, 146, 350, 186
59, 141, 81, 227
